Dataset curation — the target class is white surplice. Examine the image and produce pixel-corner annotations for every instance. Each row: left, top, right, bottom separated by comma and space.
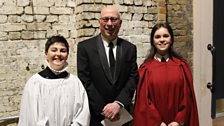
18, 74, 90, 126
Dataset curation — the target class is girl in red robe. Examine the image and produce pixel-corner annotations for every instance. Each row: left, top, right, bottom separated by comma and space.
133, 23, 199, 126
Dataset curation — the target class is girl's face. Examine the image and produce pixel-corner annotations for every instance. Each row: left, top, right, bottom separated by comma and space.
45, 42, 68, 71
153, 27, 172, 56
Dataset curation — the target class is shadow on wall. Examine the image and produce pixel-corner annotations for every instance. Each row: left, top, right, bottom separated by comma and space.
0, 116, 18, 126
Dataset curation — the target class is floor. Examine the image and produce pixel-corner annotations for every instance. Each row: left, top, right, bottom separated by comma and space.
213, 117, 224, 126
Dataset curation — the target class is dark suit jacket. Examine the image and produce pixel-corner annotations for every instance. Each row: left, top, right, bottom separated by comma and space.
77, 34, 139, 123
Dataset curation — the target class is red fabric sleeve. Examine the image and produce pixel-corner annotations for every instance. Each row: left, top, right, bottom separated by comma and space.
180, 60, 199, 126
133, 64, 162, 126
174, 66, 191, 124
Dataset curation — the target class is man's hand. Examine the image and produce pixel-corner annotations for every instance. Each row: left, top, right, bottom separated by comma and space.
102, 102, 121, 121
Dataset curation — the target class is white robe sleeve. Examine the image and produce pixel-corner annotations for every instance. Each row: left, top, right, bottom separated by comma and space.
71, 79, 90, 126
18, 77, 37, 126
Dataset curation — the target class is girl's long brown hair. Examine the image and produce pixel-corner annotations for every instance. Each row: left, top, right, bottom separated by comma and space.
144, 22, 183, 63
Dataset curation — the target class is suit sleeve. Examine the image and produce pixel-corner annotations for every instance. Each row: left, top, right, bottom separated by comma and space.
115, 45, 139, 107
77, 42, 105, 120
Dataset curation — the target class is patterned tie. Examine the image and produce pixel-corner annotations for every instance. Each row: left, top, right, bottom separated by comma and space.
109, 42, 115, 78
161, 57, 166, 62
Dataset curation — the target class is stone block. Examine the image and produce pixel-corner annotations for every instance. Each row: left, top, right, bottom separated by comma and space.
76, 13, 95, 21
133, 27, 143, 35
29, 6, 56, 15
76, 4, 102, 13
34, 7, 50, 14
2, 0, 16, 6
132, 13, 143, 20
132, 21, 148, 27
34, 15, 47, 23
8, 32, 21, 40
17, 0, 30, 6
67, 0, 76, 7
77, 28, 96, 37
121, 13, 132, 20
0, 32, 8, 41
34, 31, 46, 39
52, 23, 75, 30
89, 20, 99, 28
169, 0, 177, 4
46, 29, 58, 38
59, 15, 70, 23
70, 30, 77, 38
21, 31, 34, 40
133, 6, 147, 13
50, 7, 73, 14
147, 7, 158, 14
136, 42, 150, 57
0, 6, 23, 14
76, 20, 88, 29
8, 15, 21, 23
58, 30, 69, 38
46, 15, 59, 23
55, 0, 67, 6
32, 0, 54, 7
143, 14, 154, 21
93, 0, 102, 3
0, 15, 7, 23
0, 24, 26, 32
117, 5, 128, 12
21, 15, 34, 23
134, 0, 142, 5
27, 23, 51, 31
24, 7, 33, 14
102, 0, 113, 4
124, 0, 134, 5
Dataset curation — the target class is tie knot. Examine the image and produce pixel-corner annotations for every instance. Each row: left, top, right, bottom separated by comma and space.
108, 42, 114, 48
161, 57, 166, 62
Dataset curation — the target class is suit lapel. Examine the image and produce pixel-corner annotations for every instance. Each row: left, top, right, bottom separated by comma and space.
96, 35, 113, 83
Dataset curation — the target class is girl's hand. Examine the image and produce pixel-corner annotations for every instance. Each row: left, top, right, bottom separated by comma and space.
160, 122, 167, 126
168, 122, 181, 126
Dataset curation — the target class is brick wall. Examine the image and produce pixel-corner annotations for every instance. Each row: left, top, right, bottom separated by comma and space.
0, 0, 192, 125
167, 0, 193, 66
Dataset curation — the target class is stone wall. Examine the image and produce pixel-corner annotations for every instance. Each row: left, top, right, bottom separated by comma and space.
0, 0, 77, 125
0, 0, 192, 125
167, 0, 193, 66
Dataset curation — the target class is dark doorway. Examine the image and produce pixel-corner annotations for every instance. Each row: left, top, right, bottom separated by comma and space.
212, 0, 224, 118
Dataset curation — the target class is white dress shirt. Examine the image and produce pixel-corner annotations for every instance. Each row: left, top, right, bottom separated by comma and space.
154, 53, 170, 62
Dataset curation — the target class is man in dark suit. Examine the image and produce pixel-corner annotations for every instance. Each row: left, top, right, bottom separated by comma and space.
77, 5, 139, 126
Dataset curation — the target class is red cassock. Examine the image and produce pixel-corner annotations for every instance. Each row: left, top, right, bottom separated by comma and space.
133, 57, 199, 126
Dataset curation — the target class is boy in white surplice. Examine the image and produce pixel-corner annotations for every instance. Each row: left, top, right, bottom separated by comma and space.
18, 35, 90, 126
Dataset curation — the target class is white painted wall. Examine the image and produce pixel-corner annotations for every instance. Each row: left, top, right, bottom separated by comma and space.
193, 0, 213, 126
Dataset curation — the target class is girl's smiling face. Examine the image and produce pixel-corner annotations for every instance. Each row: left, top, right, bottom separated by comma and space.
153, 27, 172, 56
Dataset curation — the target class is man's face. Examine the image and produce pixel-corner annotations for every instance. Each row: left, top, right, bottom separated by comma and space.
99, 7, 122, 41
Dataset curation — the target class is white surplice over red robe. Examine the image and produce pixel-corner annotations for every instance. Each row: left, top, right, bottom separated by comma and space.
133, 57, 199, 126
